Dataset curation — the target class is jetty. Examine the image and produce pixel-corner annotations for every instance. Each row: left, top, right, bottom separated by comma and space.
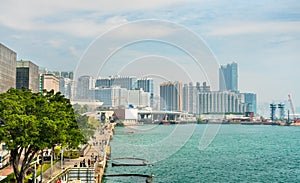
103, 173, 153, 178
109, 157, 153, 167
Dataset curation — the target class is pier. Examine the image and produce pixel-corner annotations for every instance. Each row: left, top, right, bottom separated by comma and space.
103, 174, 153, 178
109, 157, 153, 167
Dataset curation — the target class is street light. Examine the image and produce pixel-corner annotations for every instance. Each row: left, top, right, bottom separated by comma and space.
60, 146, 64, 169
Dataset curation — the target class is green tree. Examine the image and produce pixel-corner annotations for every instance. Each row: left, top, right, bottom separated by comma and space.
72, 104, 88, 114
0, 88, 85, 183
75, 113, 95, 141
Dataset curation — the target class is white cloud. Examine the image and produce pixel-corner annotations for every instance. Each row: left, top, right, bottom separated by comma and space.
69, 46, 81, 58
0, 0, 191, 36
47, 39, 65, 48
208, 21, 300, 36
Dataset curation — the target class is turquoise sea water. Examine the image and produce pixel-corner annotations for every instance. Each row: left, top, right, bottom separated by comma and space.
103, 124, 300, 183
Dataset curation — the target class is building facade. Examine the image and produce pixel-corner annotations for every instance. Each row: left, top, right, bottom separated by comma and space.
92, 87, 150, 108
95, 77, 111, 88
183, 83, 198, 114
137, 78, 153, 107
59, 77, 72, 99
16, 60, 39, 93
198, 91, 244, 114
160, 81, 182, 111
128, 89, 150, 108
75, 75, 95, 100
0, 43, 16, 93
40, 74, 60, 93
93, 86, 128, 108
182, 82, 212, 114
241, 93, 257, 115
95, 75, 137, 90
182, 84, 189, 112
111, 75, 137, 90
48, 71, 74, 80
219, 62, 238, 92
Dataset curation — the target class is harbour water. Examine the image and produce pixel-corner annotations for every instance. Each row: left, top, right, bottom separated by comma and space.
103, 124, 300, 182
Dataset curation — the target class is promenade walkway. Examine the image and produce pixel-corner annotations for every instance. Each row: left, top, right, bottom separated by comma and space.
42, 124, 113, 183
0, 124, 113, 183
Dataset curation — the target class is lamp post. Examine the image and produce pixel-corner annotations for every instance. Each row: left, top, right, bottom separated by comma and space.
60, 146, 64, 169
39, 151, 43, 183
50, 149, 53, 178
34, 161, 36, 183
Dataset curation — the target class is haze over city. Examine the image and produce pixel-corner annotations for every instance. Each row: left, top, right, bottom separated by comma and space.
0, 0, 299, 112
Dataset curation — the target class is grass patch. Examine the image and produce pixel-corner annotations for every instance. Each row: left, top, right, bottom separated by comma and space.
0, 173, 16, 183
24, 160, 58, 183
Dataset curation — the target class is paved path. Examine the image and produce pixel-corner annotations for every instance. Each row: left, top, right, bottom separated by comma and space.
0, 125, 112, 183
0, 165, 13, 176
42, 125, 111, 183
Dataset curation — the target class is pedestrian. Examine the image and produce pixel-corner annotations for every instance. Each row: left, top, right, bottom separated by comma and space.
57, 178, 62, 183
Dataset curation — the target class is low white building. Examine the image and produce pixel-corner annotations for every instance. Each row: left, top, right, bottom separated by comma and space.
115, 109, 138, 124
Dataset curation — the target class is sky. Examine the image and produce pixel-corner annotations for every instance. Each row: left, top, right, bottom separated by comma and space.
1, 0, 300, 115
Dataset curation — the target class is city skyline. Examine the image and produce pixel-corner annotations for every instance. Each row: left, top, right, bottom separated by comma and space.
0, 1, 299, 109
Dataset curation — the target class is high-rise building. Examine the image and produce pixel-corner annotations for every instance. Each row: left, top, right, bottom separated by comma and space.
241, 93, 257, 115
183, 82, 212, 114
95, 75, 137, 90
128, 89, 150, 108
16, 60, 39, 93
137, 78, 153, 93
75, 75, 95, 100
48, 71, 73, 80
40, 74, 60, 93
182, 82, 198, 114
200, 82, 211, 92
61, 71, 74, 80
219, 62, 238, 92
95, 77, 111, 88
183, 84, 189, 112
92, 86, 150, 108
198, 91, 244, 114
137, 78, 153, 107
0, 43, 17, 93
111, 75, 137, 90
188, 82, 197, 114
59, 77, 72, 99
39, 68, 75, 97
93, 86, 126, 108
160, 81, 182, 111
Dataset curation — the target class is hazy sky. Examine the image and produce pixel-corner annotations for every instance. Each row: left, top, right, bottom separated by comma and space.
1, 0, 300, 112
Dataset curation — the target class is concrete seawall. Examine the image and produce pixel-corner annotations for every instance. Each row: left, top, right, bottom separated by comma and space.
95, 123, 114, 183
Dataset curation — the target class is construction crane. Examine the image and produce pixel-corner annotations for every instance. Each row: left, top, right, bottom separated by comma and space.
288, 94, 300, 123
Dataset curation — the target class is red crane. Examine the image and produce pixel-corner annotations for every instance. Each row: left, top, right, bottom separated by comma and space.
288, 94, 300, 123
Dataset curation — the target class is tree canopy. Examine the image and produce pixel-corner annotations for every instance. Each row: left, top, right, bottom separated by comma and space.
0, 88, 86, 183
